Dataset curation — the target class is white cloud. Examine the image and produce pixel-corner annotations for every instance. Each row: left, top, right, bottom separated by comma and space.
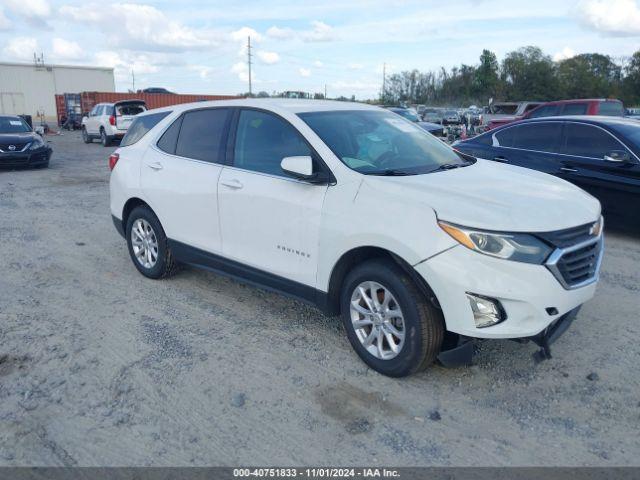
313, 60, 323, 67
303, 21, 334, 42
299, 67, 311, 77
3, 36, 38, 60
60, 3, 217, 51
0, 8, 10, 30
52, 38, 84, 60
189, 65, 214, 80
266, 26, 294, 40
231, 61, 250, 82
231, 26, 262, 43
4, 0, 50, 20
94, 50, 164, 84
553, 46, 576, 61
256, 50, 279, 64
576, 0, 640, 36
348, 63, 364, 70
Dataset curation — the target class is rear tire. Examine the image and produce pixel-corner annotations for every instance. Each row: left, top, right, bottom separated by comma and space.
82, 127, 91, 144
340, 259, 444, 377
126, 206, 178, 279
100, 129, 111, 147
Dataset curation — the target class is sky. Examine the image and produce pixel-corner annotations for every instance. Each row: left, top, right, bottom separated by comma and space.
1, 0, 640, 99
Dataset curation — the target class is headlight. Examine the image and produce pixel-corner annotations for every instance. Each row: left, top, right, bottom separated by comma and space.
29, 137, 45, 150
438, 221, 553, 264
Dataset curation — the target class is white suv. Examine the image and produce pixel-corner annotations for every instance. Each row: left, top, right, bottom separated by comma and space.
82, 100, 147, 146
109, 99, 603, 377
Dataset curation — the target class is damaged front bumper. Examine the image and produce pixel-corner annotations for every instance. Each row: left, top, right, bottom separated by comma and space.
437, 306, 582, 367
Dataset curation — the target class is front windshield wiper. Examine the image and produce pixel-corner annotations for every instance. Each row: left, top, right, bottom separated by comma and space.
430, 161, 473, 173
366, 169, 414, 176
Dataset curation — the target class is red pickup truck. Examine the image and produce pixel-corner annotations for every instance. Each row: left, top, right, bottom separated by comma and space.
486, 98, 625, 130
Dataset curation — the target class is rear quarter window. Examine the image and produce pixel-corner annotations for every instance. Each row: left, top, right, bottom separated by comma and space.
598, 102, 624, 116
120, 111, 171, 147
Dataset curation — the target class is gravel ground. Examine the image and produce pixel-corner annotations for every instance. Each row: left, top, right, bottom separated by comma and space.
0, 131, 639, 466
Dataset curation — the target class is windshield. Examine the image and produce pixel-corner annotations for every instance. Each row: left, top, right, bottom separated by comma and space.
490, 104, 518, 115
612, 123, 640, 149
0, 117, 30, 134
299, 110, 469, 175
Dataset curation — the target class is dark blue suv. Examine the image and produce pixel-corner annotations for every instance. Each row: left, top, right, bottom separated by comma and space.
454, 116, 640, 225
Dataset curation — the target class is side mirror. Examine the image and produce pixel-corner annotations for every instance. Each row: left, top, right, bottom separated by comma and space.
281, 155, 315, 180
604, 150, 631, 163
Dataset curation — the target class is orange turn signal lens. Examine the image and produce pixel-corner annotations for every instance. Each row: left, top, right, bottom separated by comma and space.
438, 222, 475, 250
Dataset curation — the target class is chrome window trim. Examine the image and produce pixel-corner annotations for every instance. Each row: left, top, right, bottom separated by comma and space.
492, 120, 639, 164
0, 142, 31, 153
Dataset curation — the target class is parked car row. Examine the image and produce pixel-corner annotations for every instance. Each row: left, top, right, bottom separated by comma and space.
110, 99, 609, 377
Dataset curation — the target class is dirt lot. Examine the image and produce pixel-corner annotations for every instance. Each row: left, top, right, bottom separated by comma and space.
0, 131, 639, 466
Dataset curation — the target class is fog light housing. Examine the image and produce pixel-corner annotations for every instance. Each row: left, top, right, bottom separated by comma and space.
466, 293, 506, 328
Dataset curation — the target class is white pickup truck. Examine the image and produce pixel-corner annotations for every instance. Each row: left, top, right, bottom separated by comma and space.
480, 101, 543, 130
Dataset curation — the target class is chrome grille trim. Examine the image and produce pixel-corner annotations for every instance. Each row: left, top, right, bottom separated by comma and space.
545, 234, 604, 290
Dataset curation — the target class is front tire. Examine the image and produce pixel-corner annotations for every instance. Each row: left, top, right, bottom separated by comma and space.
340, 259, 444, 377
82, 127, 91, 144
126, 206, 177, 279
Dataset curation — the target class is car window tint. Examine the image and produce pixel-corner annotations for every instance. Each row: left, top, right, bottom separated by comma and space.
598, 102, 624, 116
157, 115, 182, 154
509, 123, 562, 152
175, 108, 230, 163
528, 105, 559, 119
234, 109, 311, 176
121, 111, 171, 147
494, 127, 516, 147
562, 103, 588, 115
473, 132, 493, 146
563, 123, 623, 158
105, 105, 115, 116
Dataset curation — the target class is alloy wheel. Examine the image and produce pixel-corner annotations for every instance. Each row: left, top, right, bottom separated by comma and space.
349, 281, 405, 360
131, 219, 159, 269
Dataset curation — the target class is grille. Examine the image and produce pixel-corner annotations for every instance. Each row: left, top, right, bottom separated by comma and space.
0, 143, 29, 152
556, 240, 602, 286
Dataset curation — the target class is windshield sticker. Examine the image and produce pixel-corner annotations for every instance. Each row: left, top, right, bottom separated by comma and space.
384, 118, 415, 132
9, 120, 23, 126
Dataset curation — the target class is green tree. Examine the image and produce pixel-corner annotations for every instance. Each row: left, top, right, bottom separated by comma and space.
500, 46, 558, 101
474, 49, 499, 101
557, 54, 621, 99
622, 50, 640, 106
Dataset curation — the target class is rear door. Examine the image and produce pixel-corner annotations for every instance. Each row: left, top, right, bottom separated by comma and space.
558, 121, 639, 215
115, 101, 147, 133
487, 122, 563, 175
140, 108, 231, 253
86, 105, 101, 134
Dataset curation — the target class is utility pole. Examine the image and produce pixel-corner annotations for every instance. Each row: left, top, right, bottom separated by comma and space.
381, 62, 386, 102
132, 70, 135, 92
247, 36, 253, 97
324, 84, 327, 99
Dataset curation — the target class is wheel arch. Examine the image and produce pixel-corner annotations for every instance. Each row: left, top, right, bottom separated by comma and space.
323, 246, 440, 316
121, 197, 156, 231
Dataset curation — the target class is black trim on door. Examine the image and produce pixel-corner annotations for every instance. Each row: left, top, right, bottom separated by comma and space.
168, 239, 331, 313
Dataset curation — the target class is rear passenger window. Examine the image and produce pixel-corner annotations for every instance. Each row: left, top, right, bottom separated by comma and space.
528, 105, 559, 119
157, 116, 182, 154
510, 123, 562, 152
563, 123, 623, 158
562, 103, 588, 115
105, 105, 115, 116
121, 111, 171, 147
598, 102, 624, 116
233, 109, 311, 176
494, 127, 516, 147
175, 108, 229, 163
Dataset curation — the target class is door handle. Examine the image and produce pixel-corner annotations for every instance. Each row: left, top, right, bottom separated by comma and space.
493, 156, 509, 163
560, 167, 578, 173
221, 179, 243, 189
147, 162, 163, 171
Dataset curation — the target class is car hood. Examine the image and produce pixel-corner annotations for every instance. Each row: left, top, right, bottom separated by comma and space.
417, 121, 442, 131
363, 160, 601, 232
0, 132, 38, 144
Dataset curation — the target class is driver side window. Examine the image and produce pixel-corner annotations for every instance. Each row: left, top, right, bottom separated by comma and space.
233, 109, 311, 177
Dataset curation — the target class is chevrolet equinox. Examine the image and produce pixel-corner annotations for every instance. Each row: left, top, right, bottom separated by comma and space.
109, 99, 603, 377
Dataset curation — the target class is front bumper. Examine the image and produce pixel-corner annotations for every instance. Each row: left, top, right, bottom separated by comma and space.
0, 149, 51, 167
415, 244, 598, 339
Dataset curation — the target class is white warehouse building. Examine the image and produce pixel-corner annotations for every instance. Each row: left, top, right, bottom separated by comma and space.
0, 61, 115, 124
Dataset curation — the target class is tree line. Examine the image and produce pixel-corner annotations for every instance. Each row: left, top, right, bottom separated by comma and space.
381, 46, 640, 107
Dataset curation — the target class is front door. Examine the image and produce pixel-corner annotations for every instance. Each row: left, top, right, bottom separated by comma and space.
218, 108, 328, 288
